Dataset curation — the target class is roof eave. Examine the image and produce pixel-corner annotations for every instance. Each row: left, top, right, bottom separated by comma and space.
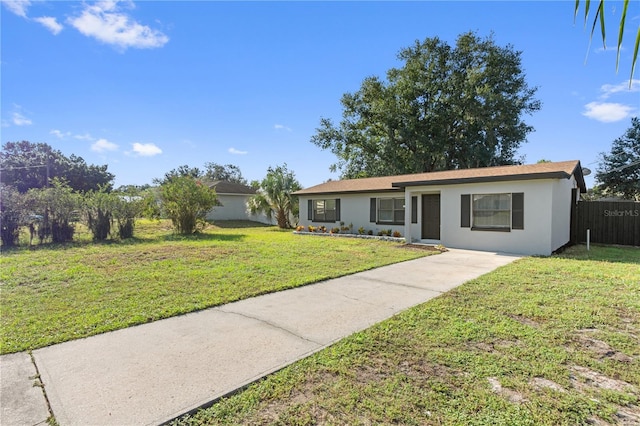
393, 171, 577, 188
294, 188, 403, 196
570, 161, 588, 193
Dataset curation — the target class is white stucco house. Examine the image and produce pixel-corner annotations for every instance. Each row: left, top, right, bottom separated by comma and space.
206, 181, 275, 225
294, 160, 587, 255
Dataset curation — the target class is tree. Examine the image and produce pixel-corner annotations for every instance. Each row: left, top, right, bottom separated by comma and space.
249, 164, 302, 229
115, 184, 152, 193
0, 184, 27, 247
595, 117, 640, 200
112, 187, 146, 239
26, 179, 80, 243
83, 187, 116, 241
0, 141, 114, 193
311, 32, 541, 179
153, 165, 203, 186
159, 176, 217, 234
204, 162, 247, 185
575, 0, 639, 84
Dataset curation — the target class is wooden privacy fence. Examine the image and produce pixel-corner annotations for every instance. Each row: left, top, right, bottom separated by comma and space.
571, 200, 640, 246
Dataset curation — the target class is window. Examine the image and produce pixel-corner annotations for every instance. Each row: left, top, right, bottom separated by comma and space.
461, 193, 524, 231
377, 197, 405, 224
312, 199, 339, 222
472, 193, 511, 230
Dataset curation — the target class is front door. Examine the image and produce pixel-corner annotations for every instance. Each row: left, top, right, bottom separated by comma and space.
421, 194, 441, 240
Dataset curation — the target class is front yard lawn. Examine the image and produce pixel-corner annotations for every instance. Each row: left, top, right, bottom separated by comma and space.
173, 245, 640, 425
0, 220, 430, 354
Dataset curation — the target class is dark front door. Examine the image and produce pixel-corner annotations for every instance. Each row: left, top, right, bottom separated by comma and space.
422, 194, 441, 240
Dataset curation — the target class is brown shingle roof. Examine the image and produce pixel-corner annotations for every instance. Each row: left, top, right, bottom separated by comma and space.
294, 160, 586, 195
209, 181, 256, 195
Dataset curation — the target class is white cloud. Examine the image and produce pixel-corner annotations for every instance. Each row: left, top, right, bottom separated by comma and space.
274, 124, 292, 132
74, 133, 94, 141
228, 147, 248, 155
1, 0, 31, 18
50, 129, 71, 139
68, 1, 169, 50
132, 142, 162, 156
599, 80, 640, 99
34, 16, 63, 35
582, 102, 636, 123
12, 112, 32, 126
91, 138, 119, 153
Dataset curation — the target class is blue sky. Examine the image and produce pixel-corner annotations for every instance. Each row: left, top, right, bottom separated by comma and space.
2, 1, 639, 189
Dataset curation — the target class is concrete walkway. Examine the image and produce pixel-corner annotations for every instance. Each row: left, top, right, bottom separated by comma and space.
1, 248, 520, 426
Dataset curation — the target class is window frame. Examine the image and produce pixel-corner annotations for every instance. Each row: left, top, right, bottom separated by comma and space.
471, 193, 512, 231
312, 199, 338, 223
376, 197, 405, 225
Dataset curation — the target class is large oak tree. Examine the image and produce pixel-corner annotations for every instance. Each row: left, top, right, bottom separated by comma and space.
0, 141, 114, 193
311, 32, 541, 178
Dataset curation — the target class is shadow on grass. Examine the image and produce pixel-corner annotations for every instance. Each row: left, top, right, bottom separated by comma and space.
557, 244, 640, 264
158, 232, 246, 242
0, 229, 248, 255
209, 220, 275, 229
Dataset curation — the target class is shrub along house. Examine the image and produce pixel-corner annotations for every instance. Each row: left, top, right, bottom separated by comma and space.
294, 160, 587, 255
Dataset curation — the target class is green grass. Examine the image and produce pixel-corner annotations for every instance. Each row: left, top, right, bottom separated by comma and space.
0, 220, 431, 354
173, 244, 640, 426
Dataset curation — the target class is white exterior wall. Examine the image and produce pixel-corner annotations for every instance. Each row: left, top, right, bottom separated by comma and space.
207, 194, 275, 225
404, 179, 570, 255
550, 176, 579, 252
298, 192, 405, 236
299, 177, 576, 255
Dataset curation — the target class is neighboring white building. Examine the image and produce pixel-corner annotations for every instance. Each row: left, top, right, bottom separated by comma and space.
294, 160, 587, 255
206, 181, 275, 225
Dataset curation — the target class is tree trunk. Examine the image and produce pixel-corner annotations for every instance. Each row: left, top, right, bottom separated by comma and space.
276, 208, 288, 229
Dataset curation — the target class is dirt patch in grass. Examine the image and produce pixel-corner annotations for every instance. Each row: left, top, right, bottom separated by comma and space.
469, 339, 524, 355
615, 406, 640, 425
487, 377, 528, 404
251, 371, 338, 424
574, 329, 635, 362
571, 365, 640, 425
506, 313, 540, 328
353, 355, 453, 385
570, 365, 637, 394
529, 377, 567, 393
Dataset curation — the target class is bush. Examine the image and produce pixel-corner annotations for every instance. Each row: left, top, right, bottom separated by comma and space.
27, 180, 79, 244
112, 193, 144, 239
84, 189, 114, 241
160, 176, 217, 234
0, 185, 25, 247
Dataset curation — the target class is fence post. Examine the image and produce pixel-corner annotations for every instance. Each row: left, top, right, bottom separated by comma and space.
586, 229, 590, 251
